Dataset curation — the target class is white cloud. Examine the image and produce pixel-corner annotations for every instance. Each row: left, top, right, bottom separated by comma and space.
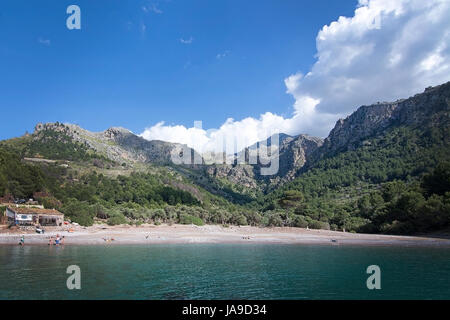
140, 115, 291, 155
141, 0, 450, 154
216, 50, 230, 59
288, 0, 450, 118
142, 4, 163, 14
180, 37, 194, 44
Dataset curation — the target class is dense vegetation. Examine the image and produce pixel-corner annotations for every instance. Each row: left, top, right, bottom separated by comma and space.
0, 147, 48, 199
353, 168, 450, 234
0, 110, 449, 234
260, 123, 450, 234
257, 165, 450, 234
0, 143, 330, 228
0, 123, 111, 163
0, 144, 251, 227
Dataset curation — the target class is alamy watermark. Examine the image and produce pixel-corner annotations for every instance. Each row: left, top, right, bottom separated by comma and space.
66, 5, 81, 30
66, 265, 81, 290
366, 265, 381, 290
170, 121, 280, 176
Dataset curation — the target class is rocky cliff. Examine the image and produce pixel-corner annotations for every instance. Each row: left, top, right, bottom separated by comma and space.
316, 81, 450, 159
26, 81, 450, 199
204, 133, 324, 191
34, 123, 201, 166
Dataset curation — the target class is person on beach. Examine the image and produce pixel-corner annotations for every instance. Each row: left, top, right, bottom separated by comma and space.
19, 235, 25, 246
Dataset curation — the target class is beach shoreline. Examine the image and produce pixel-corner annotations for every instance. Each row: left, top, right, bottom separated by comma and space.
1, 224, 450, 247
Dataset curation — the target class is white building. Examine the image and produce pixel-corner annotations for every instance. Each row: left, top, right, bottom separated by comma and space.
5, 207, 64, 226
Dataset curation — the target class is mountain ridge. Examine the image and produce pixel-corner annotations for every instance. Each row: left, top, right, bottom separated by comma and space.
315, 81, 450, 160
6, 81, 450, 198
1, 81, 449, 234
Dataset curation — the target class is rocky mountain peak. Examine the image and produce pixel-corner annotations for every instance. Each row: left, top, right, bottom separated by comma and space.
319, 81, 450, 156
103, 127, 133, 140
206, 132, 324, 191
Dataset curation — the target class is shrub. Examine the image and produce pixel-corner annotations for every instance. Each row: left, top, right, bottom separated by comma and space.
61, 200, 95, 226
236, 215, 248, 226
179, 214, 204, 226
244, 211, 262, 226
40, 196, 63, 210
292, 215, 308, 228
267, 213, 283, 227
107, 213, 128, 226
309, 220, 330, 230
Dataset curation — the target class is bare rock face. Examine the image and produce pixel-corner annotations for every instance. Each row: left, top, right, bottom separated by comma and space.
34, 122, 69, 135
103, 127, 132, 140
276, 134, 324, 181
206, 164, 259, 189
318, 81, 450, 158
33, 123, 201, 166
65, 124, 147, 163
322, 103, 398, 154
100, 126, 182, 164
204, 133, 324, 190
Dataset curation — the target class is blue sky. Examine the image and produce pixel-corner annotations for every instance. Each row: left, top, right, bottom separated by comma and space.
0, 0, 358, 140
1, 0, 449, 152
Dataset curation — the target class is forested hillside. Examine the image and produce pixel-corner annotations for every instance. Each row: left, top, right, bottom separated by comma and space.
263, 83, 450, 234
1, 83, 449, 234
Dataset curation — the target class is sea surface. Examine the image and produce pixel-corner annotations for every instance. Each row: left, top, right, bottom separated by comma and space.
0, 244, 449, 300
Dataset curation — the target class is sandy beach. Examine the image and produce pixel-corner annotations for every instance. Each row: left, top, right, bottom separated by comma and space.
1, 223, 450, 246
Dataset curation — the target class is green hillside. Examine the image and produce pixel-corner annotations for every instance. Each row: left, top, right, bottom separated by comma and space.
0, 133, 250, 228
263, 106, 450, 234
1, 83, 449, 234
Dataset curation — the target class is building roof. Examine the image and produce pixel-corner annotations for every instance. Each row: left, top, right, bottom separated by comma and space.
7, 207, 63, 216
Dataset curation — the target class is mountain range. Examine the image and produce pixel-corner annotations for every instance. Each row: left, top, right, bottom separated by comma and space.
1, 81, 449, 234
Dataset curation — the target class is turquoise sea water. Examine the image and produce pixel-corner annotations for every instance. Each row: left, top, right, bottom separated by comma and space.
0, 244, 449, 300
